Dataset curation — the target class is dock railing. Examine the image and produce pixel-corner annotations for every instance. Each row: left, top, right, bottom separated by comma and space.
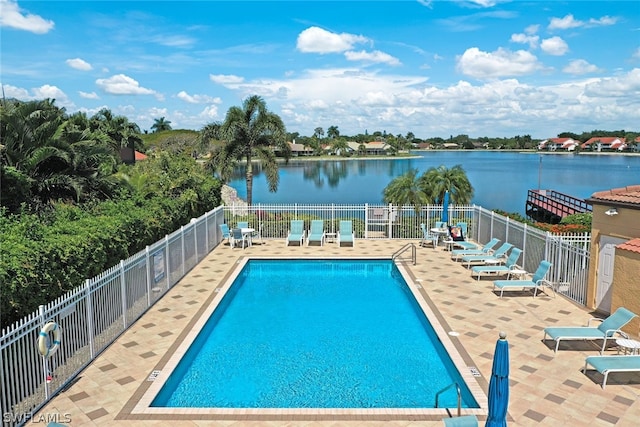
1, 203, 590, 426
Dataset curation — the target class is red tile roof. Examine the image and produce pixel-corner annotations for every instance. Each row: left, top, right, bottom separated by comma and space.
589, 185, 640, 206
617, 238, 640, 254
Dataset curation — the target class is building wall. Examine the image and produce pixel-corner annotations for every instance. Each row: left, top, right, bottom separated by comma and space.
611, 250, 640, 335
586, 204, 640, 328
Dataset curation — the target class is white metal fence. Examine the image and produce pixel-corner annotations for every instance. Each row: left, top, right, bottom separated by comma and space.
224, 203, 591, 304
1, 203, 590, 426
0, 207, 224, 427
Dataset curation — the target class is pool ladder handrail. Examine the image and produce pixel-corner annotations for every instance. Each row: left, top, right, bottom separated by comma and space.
392, 243, 416, 265
434, 381, 462, 417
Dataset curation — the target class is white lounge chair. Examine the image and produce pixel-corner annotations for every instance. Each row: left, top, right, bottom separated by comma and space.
307, 220, 326, 246
460, 243, 513, 268
471, 248, 523, 280
492, 260, 554, 298
338, 220, 354, 247
583, 355, 640, 389
286, 220, 305, 246
451, 238, 500, 261
543, 307, 637, 353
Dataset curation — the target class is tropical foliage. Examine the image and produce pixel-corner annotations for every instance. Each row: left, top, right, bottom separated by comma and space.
204, 95, 291, 205
383, 165, 474, 210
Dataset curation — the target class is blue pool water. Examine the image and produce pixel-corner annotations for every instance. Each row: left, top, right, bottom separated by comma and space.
151, 259, 478, 408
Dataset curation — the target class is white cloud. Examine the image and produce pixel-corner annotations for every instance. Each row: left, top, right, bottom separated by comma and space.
563, 59, 601, 75
79, 91, 99, 99
510, 33, 539, 49
95, 74, 158, 96
199, 105, 219, 120
296, 26, 369, 54
549, 14, 617, 31
632, 47, 640, 61
0, 0, 54, 34
541, 37, 569, 56
176, 90, 221, 104
151, 35, 196, 48
66, 58, 93, 71
1, 83, 31, 99
344, 50, 401, 66
456, 47, 542, 79
209, 74, 244, 85
583, 68, 640, 98
548, 14, 583, 30
588, 16, 617, 26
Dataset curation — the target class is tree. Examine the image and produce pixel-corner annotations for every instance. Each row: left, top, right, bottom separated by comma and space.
151, 117, 172, 133
313, 127, 324, 139
383, 169, 429, 213
0, 99, 120, 212
327, 125, 339, 139
419, 164, 474, 205
205, 95, 290, 205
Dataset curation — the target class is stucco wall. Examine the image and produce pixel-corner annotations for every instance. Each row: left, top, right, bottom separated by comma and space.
611, 250, 640, 336
586, 204, 640, 312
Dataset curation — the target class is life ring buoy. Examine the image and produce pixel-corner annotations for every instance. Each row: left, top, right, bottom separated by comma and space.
38, 321, 61, 357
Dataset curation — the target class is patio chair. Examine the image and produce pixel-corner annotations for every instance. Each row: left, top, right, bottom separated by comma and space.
286, 220, 305, 246
237, 221, 262, 244
470, 248, 523, 280
420, 223, 439, 249
219, 223, 231, 245
451, 237, 500, 261
543, 307, 637, 353
582, 355, 640, 389
230, 227, 248, 249
337, 220, 355, 247
307, 220, 326, 246
492, 260, 554, 298
460, 242, 514, 268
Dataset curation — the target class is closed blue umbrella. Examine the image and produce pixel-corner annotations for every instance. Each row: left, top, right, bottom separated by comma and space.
486, 332, 510, 427
441, 190, 450, 226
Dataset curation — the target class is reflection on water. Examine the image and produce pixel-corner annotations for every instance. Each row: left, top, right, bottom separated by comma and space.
228, 152, 640, 214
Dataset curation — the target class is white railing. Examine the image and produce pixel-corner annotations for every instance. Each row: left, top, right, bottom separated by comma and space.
0, 203, 590, 426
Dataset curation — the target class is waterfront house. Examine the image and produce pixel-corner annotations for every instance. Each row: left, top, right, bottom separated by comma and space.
585, 185, 640, 335
538, 137, 579, 151
347, 141, 390, 155
288, 141, 314, 156
581, 137, 627, 152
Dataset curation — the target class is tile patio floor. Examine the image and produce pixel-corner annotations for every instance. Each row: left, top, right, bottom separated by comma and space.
34, 239, 640, 426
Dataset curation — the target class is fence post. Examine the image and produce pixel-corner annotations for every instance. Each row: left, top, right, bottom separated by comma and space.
522, 223, 528, 264
165, 236, 171, 289
85, 279, 95, 359
191, 218, 198, 262
38, 305, 50, 399
145, 246, 152, 308
181, 225, 186, 277
120, 260, 127, 329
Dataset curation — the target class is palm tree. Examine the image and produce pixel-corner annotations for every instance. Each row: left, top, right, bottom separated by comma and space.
419, 164, 474, 204
151, 117, 172, 133
206, 95, 290, 205
382, 169, 429, 213
327, 125, 339, 139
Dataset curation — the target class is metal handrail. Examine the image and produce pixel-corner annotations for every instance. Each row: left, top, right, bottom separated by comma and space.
434, 381, 462, 417
392, 242, 416, 265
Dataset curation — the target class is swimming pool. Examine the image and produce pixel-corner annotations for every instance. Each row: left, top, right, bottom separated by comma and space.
144, 259, 481, 410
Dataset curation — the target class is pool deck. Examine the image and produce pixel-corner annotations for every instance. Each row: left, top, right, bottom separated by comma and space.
34, 239, 640, 426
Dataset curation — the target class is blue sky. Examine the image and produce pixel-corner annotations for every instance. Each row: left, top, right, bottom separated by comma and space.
1, 0, 639, 138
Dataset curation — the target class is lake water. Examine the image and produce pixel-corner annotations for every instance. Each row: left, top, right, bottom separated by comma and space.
229, 151, 640, 215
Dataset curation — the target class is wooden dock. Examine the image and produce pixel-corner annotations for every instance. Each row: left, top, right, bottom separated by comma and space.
525, 189, 592, 223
